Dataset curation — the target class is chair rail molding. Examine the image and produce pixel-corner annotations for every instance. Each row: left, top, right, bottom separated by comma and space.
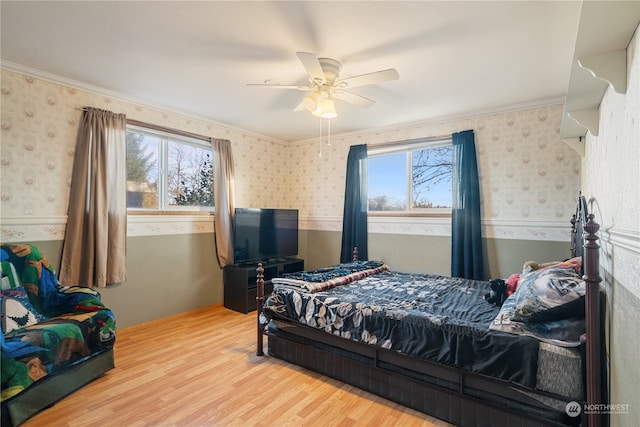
1, 215, 214, 242
299, 215, 570, 242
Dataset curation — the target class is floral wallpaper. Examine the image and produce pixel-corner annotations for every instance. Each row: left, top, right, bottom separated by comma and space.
0, 68, 290, 241
1, 67, 581, 243
289, 104, 581, 240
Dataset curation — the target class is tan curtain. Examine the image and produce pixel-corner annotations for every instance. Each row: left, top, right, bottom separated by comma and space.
212, 138, 235, 267
59, 108, 127, 287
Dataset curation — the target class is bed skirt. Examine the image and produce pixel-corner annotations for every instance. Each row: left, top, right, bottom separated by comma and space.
267, 320, 583, 427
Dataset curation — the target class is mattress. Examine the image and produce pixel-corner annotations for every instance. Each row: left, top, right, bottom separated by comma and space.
535, 342, 584, 401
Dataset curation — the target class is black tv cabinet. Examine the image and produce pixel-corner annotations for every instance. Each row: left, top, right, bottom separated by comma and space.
223, 258, 304, 314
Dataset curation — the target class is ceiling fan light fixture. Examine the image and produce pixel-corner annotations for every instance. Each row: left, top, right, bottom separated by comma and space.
302, 92, 321, 112
249, 51, 398, 122
312, 98, 337, 119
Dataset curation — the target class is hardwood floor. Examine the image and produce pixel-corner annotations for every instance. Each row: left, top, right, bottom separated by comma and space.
23, 305, 453, 427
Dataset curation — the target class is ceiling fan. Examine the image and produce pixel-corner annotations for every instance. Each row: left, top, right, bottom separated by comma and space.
248, 52, 399, 118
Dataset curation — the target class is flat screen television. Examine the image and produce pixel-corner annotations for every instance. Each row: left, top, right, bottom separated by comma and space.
233, 208, 299, 264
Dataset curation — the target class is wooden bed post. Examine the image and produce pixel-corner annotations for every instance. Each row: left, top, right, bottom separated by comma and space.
570, 213, 577, 257
256, 262, 265, 356
583, 213, 602, 427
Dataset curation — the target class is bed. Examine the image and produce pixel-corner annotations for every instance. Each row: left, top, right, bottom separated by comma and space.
256, 194, 606, 427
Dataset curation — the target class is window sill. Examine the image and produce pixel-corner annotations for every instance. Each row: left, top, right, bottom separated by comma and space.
127, 210, 213, 216
368, 211, 451, 218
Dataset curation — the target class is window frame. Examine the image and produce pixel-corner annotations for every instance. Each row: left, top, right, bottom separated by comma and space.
367, 136, 453, 217
125, 123, 214, 215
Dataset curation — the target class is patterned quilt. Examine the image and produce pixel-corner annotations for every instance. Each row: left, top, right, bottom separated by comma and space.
263, 268, 544, 388
1, 244, 116, 402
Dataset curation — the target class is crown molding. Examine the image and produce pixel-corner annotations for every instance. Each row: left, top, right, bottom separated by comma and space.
293, 97, 565, 144
0, 60, 286, 146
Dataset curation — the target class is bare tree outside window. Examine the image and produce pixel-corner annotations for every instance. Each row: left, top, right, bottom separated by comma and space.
411, 146, 453, 208
169, 143, 214, 207
126, 127, 214, 211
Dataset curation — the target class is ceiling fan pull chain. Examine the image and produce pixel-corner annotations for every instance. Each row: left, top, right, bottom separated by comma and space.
318, 117, 323, 157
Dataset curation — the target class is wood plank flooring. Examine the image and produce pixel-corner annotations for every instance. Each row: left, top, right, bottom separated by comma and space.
22, 305, 454, 427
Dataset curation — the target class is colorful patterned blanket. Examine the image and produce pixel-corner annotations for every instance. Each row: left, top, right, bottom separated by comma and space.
1, 244, 116, 402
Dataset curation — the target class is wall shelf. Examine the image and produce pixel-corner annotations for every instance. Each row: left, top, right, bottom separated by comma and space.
578, 50, 627, 95
560, 1, 640, 153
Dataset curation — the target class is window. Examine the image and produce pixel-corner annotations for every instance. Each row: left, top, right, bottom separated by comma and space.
126, 125, 214, 212
368, 138, 453, 213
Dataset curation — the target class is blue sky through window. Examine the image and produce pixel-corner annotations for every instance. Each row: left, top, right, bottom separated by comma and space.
368, 147, 452, 210
368, 153, 407, 209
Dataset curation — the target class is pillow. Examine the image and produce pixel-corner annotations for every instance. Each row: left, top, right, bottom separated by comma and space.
509, 264, 585, 322
1, 287, 46, 334
522, 256, 581, 276
490, 295, 585, 347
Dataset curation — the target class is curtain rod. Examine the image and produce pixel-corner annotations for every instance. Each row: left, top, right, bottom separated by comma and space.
126, 119, 213, 143
367, 134, 452, 150
76, 107, 213, 143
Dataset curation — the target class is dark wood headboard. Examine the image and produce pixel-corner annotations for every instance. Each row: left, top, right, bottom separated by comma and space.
570, 192, 590, 260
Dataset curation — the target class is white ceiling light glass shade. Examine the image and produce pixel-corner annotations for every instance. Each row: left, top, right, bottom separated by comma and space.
302, 91, 321, 112
312, 98, 337, 118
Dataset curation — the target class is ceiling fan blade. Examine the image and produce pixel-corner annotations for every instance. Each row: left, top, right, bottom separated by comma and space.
296, 52, 326, 84
247, 83, 312, 90
293, 101, 307, 112
337, 68, 399, 89
335, 90, 376, 108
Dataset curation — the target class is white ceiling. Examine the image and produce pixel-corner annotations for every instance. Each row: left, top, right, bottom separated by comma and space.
1, 1, 583, 142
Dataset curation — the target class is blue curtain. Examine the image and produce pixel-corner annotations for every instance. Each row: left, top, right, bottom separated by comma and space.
340, 144, 368, 262
451, 130, 485, 279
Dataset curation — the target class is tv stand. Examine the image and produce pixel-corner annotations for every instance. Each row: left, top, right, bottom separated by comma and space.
223, 258, 304, 314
